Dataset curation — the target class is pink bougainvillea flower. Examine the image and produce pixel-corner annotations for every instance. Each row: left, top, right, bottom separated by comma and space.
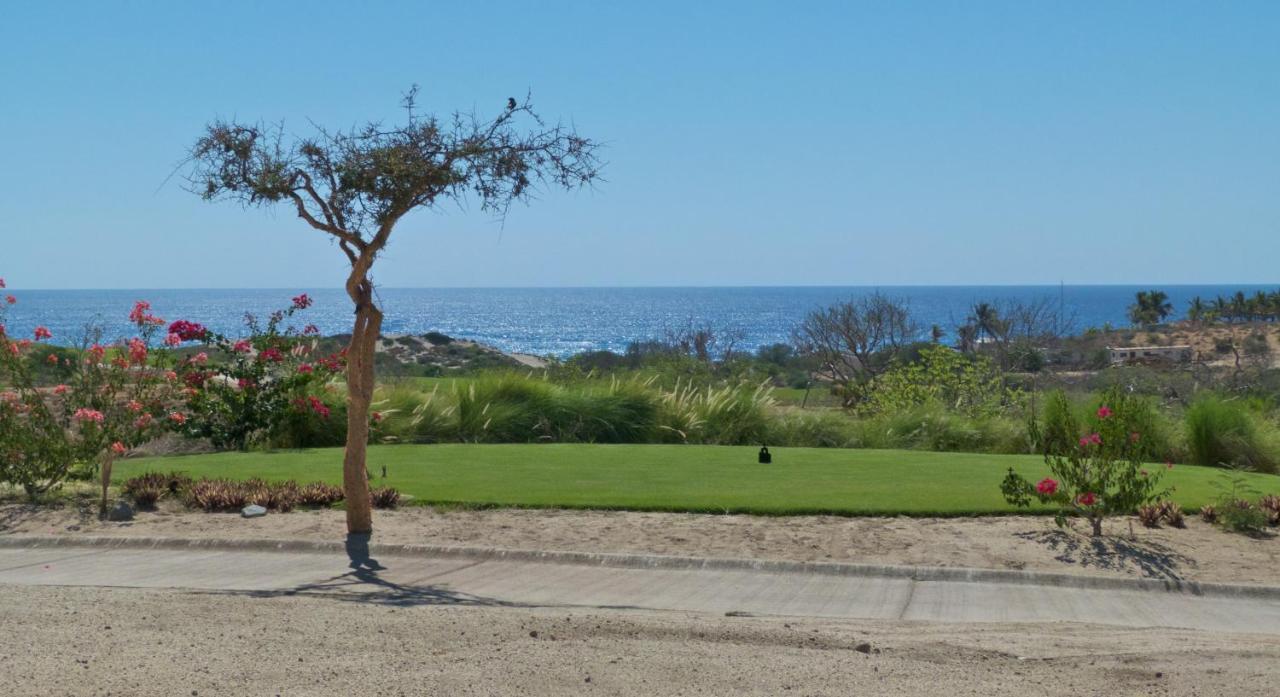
259, 347, 284, 363
191, 352, 209, 364
7, 343, 19, 356
1088, 432, 1102, 445
297, 363, 313, 374
135, 413, 153, 429
164, 370, 178, 382
127, 338, 148, 364
88, 344, 106, 362
53, 384, 69, 395
4, 295, 15, 305
291, 293, 312, 310
232, 340, 252, 353
46, 353, 59, 365
372, 411, 384, 423
1078, 436, 1091, 448
33, 326, 52, 341
167, 320, 208, 342
168, 412, 187, 425
126, 400, 143, 412
303, 395, 330, 419
237, 378, 255, 390
110, 442, 127, 456
128, 300, 165, 326
1096, 405, 1113, 419
1076, 492, 1098, 507
1035, 478, 1058, 495
303, 324, 319, 335
129, 301, 151, 324
73, 408, 105, 424
163, 333, 182, 347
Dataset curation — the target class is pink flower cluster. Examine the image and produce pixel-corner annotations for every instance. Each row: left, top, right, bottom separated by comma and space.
292, 294, 313, 310
1078, 432, 1102, 448
1076, 492, 1098, 507
33, 326, 52, 341
127, 338, 148, 364
167, 320, 208, 342
128, 300, 164, 327
1035, 478, 1058, 495
299, 395, 330, 419
73, 408, 105, 424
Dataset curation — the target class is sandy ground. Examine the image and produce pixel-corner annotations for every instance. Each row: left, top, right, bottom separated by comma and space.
4, 501, 1278, 585
1, 584, 1277, 696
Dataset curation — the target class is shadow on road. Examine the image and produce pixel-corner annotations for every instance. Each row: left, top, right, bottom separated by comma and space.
1015, 529, 1196, 580
197, 533, 520, 608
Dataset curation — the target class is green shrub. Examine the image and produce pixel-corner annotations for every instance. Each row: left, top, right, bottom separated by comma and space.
1003, 386, 1171, 536
767, 410, 859, 448
454, 374, 557, 442
1185, 396, 1278, 473
656, 380, 773, 445
267, 392, 347, 448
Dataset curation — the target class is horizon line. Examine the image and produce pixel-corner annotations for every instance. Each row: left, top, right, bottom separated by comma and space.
6, 282, 1280, 292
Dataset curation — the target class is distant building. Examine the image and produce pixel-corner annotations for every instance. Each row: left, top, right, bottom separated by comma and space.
1107, 345, 1193, 366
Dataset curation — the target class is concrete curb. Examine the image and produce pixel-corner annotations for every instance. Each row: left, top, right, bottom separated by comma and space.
3, 534, 1279, 601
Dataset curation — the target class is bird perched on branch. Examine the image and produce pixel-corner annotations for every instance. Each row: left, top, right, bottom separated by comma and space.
507, 97, 517, 111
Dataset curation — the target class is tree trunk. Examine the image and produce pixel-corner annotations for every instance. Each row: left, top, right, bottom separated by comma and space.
342, 281, 382, 534
1089, 515, 1103, 537
99, 453, 115, 518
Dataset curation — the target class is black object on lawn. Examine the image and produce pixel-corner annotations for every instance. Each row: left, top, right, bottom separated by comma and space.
758, 445, 772, 464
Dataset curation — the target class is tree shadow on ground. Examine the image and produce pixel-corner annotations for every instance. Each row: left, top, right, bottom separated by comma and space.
194, 533, 522, 609
0, 499, 96, 534
1014, 529, 1197, 581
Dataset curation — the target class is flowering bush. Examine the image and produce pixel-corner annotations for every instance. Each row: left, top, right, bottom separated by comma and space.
168, 296, 344, 450
0, 293, 177, 501
1002, 387, 1169, 536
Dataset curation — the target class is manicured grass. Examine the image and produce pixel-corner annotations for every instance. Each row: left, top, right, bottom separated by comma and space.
115, 444, 1280, 516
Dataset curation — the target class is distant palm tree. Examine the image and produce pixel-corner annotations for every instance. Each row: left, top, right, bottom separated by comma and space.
1129, 289, 1172, 326
1187, 296, 1208, 324
1149, 290, 1173, 322
1231, 291, 1248, 322
968, 303, 1000, 343
956, 324, 978, 353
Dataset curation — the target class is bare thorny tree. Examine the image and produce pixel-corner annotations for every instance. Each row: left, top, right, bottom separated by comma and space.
184, 88, 602, 534
792, 293, 918, 406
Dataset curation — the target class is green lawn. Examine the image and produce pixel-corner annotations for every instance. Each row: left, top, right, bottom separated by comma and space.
115, 444, 1280, 516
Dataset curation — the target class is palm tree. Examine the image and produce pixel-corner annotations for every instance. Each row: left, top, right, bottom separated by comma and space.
956, 324, 978, 353
1187, 296, 1208, 325
968, 303, 1000, 343
1212, 295, 1231, 322
1149, 290, 1173, 323
1231, 291, 1248, 322
1129, 289, 1172, 327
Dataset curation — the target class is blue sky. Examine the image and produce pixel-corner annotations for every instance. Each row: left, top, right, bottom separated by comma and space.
1, 1, 1277, 289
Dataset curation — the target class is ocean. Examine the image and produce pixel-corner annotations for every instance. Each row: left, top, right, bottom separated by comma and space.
3, 285, 1275, 358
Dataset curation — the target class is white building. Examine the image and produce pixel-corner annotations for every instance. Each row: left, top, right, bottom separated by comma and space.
1107, 345, 1193, 366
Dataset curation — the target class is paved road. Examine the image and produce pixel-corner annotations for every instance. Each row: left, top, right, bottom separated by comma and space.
1, 544, 1278, 634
